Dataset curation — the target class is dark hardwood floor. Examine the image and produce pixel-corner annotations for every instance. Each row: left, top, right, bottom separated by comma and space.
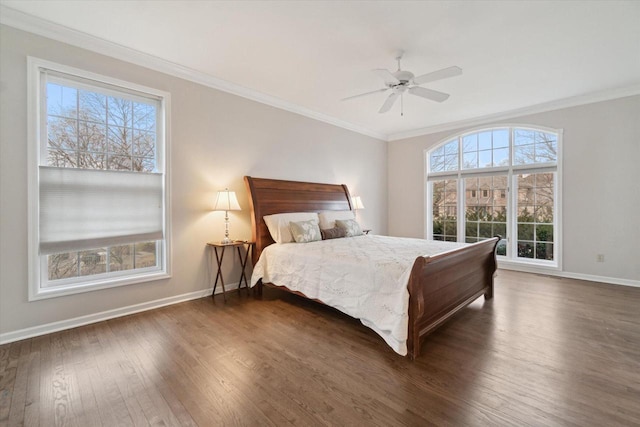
1, 270, 639, 426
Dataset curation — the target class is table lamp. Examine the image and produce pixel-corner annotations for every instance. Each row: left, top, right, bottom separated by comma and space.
213, 188, 241, 244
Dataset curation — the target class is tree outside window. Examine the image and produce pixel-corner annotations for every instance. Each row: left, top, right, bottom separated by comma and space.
45, 82, 159, 282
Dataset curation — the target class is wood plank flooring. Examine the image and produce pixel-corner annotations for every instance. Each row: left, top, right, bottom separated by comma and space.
1, 270, 639, 426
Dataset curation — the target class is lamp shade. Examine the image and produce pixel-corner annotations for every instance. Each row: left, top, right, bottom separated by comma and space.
213, 189, 241, 211
352, 196, 365, 210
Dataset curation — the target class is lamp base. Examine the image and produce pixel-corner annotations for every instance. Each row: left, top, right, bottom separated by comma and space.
221, 236, 233, 245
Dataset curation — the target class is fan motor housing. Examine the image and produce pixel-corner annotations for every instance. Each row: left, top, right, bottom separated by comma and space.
393, 70, 415, 84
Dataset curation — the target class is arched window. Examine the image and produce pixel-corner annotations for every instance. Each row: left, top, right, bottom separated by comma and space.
426, 126, 561, 268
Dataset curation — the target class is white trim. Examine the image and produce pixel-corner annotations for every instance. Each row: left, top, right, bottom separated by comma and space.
424, 125, 561, 268
555, 129, 564, 272
27, 56, 172, 301
31, 271, 172, 301
497, 265, 640, 289
556, 272, 640, 288
5, 5, 637, 144
0, 6, 386, 142
389, 85, 640, 141
429, 123, 564, 152
498, 257, 560, 273
428, 166, 513, 181
0, 282, 242, 345
7, 266, 633, 346
27, 56, 40, 302
508, 171, 518, 261
423, 155, 432, 240
32, 56, 170, 99
163, 92, 173, 284
457, 175, 465, 241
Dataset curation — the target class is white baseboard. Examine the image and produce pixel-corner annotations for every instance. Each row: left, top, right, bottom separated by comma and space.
498, 265, 640, 288
3, 267, 637, 346
553, 271, 639, 288
0, 282, 242, 345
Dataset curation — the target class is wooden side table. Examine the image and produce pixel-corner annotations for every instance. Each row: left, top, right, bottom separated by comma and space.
206, 241, 254, 302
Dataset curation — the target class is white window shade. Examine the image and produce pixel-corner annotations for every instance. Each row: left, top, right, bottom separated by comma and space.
39, 166, 163, 254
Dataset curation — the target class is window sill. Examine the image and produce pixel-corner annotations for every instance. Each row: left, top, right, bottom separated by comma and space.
29, 270, 171, 301
497, 258, 560, 274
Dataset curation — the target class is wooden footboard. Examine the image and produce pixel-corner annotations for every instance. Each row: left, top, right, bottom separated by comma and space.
406, 236, 499, 360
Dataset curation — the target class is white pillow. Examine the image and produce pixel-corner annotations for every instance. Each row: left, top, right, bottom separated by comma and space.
263, 212, 319, 243
318, 210, 355, 230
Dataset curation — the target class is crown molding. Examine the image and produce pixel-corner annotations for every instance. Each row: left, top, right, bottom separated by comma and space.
389, 84, 640, 141
4, 5, 638, 144
0, 5, 388, 142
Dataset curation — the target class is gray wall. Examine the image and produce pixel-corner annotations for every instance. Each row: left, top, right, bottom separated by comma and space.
388, 96, 640, 282
2, 22, 638, 339
0, 25, 388, 336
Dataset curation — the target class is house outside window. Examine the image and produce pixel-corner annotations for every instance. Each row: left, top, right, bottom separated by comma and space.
426, 126, 561, 269
28, 58, 171, 300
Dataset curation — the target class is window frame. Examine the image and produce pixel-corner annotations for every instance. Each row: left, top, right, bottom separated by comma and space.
424, 124, 562, 271
28, 57, 172, 301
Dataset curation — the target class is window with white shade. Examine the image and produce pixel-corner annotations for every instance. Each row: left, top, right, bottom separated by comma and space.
28, 58, 171, 300
426, 126, 561, 269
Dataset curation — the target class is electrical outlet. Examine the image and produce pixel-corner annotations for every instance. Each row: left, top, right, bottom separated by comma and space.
596, 254, 605, 262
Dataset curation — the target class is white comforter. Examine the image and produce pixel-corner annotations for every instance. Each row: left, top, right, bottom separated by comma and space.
250, 235, 467, 355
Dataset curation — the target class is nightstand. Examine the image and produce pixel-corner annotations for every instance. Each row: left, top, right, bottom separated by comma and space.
206, 241, 254, 302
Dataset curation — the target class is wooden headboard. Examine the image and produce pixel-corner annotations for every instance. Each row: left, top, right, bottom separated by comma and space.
244, 176, 353, 264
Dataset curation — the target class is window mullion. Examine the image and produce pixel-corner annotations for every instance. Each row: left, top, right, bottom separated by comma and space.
426, 180, 434, 239
457, 136, 462, 171
76, 88, 80, 167
507, 128, 514, 258
508, 171, 516, 258
40, 73, 49, 165
458, 136, 463, 243
553, 172, 559, 264
105, 97, 110, 170
457, 172, 465, 243
76, 251, 81, 278
129, 100, 134, 171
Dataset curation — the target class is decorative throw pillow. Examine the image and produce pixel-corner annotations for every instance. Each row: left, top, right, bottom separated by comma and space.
289, 220, 322, 243
335, 219, 364, 237
321, 226, 347, 240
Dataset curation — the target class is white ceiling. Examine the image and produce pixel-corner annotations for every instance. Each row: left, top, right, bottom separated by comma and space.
2, 1, 640, 140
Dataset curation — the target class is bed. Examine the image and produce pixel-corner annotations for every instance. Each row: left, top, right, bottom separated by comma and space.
244, 176, 499, 359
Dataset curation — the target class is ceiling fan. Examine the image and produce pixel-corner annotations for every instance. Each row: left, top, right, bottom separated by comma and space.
342, 50, 462, 115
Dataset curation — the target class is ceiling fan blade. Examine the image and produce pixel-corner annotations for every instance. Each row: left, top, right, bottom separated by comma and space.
408, 86, 450, 103
372, 69, 400, 86
413, 66, 462, 85
379, 92, 400, 113
341, 87, 388, 101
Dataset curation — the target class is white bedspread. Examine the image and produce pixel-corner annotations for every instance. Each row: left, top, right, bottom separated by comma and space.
250, 235, 467, 355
